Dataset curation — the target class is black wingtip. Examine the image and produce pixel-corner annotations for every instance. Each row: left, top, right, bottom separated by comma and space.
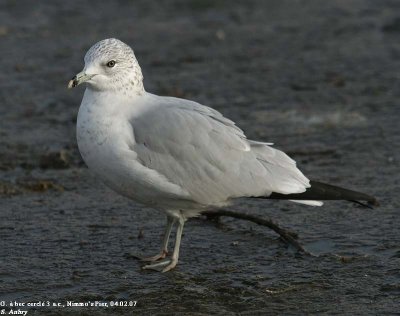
349, 199, 379, 209
263, 180, 379, 209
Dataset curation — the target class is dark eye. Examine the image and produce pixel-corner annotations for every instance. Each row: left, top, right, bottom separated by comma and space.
106, 60, 116, 68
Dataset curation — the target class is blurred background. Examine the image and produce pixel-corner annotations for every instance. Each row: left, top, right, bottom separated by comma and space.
0, 0, 399, 314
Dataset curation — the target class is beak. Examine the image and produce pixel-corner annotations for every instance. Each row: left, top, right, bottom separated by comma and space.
67, 71, 95, 89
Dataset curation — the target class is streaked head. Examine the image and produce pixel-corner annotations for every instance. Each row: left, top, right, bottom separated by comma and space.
68, 38, 144, 94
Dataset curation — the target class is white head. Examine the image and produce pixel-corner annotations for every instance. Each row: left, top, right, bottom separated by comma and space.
68, 38, 144, 94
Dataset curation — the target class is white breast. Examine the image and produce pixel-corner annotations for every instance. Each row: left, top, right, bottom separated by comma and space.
77, 89, 140, 195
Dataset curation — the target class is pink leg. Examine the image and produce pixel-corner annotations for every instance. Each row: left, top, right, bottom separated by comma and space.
140, 216, 175, 262
141, 249, 168, 262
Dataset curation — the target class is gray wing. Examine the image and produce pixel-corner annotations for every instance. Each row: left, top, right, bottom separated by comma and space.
130, 96, 310, 206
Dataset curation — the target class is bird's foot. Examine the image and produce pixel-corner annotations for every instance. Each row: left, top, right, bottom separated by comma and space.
142, 258, 178, 272
139, 250, 168, 262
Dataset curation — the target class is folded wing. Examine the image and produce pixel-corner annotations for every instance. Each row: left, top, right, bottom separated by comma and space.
130, 96, 312, 206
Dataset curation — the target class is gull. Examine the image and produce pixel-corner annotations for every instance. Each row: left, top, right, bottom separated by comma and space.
68, 38, 377, 272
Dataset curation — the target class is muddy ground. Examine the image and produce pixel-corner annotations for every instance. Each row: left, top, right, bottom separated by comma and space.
0, 0, 399, 315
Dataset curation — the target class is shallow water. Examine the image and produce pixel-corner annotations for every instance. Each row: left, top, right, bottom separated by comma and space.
0, 0, 399, 314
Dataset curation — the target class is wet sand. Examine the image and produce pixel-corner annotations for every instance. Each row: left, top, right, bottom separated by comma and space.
0, 0, 399, 314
